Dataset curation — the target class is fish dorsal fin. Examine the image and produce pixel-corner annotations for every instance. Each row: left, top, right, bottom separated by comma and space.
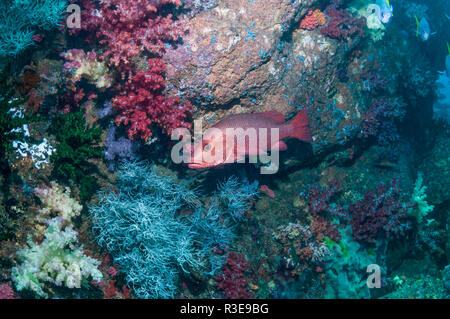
260, 111, 285, 124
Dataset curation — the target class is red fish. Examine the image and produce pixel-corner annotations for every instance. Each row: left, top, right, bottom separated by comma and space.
188, 108, 312, 169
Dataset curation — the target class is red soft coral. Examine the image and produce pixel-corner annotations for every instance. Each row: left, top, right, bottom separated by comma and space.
112, 59, 192, 141
215, 252, 253, 299
300, 9, 327, 30
320, 0, 365, 40
0, 284, 16, 299
69, 0, 192, 141
349, 179, 411, 243
74, 0, 185, 71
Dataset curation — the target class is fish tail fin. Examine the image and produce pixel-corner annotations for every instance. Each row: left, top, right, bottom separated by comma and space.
286, 108, 312, 142
447, 41, 450, 55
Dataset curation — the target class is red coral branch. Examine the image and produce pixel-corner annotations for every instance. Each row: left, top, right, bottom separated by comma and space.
349, 179, 411, 243
112, 59, 192, 140
215, 252, 254, 299
69, 0, 192, 141
320, 0, 365, 40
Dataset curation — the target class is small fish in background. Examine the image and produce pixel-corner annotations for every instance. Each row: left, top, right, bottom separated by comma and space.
376, 0, 393, 24
188, 109, 312, 169
415, 16, 432, 41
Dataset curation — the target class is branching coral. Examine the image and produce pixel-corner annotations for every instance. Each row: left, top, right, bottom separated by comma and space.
90, 161, 257, 298
360, 98, 406, 145
112, 59, 193, 141
189, 204, 236, 276
307, 181, 346, 242
215, 252, 253, 299
299, 9, 327, 30
12, 218, 102, 298
12, 138, 55, 170
71, 0, 193, 141
320, 0, 365, 40
409, 173, 434, 223
103, 125, 140, 171
74, 0, 185, 69
34, 182, 82, 223
216, 176, 259, 222
61, 49, 114, 89
273, 223, 330, 276
1, 77, 54, 170
349, 178, 411, 244
0, 83, 32, 161
0, 283, 16, 299
188, 176, 258, 276
12, 181, 102, 298
89, 161, 202, 299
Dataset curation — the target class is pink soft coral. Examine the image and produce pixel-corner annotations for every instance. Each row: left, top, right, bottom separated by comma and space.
320, 0, 365, 40
300, 9, 327, 30
73, 0, 185, 70
112, 59, 192, 141
69, 0, 192, 141
215, 252, 253, 299
0, 284, 16, 299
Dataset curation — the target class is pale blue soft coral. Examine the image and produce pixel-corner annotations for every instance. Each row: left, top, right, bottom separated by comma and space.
0, 0, 67, 56
90, 161, 258, 298
217, 176, 259, 222
195, 176, 258, 274
190, 176, 258, 275
189, 204, 236, 276
90, 161, 201, 299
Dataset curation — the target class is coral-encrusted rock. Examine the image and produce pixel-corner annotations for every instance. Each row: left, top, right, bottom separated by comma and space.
164, 0, 366, 156
165, 0, 317, 110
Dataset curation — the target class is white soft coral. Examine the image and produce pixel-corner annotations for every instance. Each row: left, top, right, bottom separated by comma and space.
34, 182, 82, 223
12, 218, 102, 297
